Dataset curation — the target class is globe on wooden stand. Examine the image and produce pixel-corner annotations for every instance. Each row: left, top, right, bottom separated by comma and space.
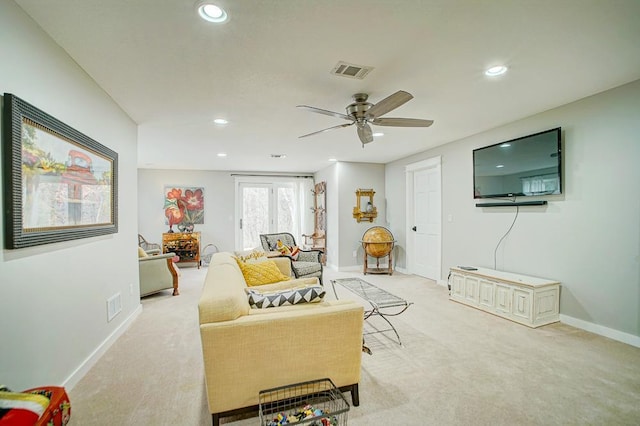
361, 226, 395, 275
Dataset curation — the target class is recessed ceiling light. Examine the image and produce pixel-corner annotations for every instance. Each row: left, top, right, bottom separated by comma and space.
213, 118, 228, 125
373, 132, 384, 137
217, 153, 227, 157
328, 158, 337, 162
496, 164, 505, 168
500, 143, 511, 148
485, 65, 508, 76
196, 2, 228, 23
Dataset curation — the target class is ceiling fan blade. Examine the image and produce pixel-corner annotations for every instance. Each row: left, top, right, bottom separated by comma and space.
357, 123, 374, 144
299, 122, 354, 139
297, 105, 352, 121
365, 90, 413, 119
371, 117, 434, 127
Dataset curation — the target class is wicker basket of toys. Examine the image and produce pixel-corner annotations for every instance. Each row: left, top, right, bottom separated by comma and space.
259, 378, 349, 426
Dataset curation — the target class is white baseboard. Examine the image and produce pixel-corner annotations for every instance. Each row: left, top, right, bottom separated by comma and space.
325, 262, 338, 271
63, 304, 142, 389
559, 314, 640, 348
337, 265, 361, 272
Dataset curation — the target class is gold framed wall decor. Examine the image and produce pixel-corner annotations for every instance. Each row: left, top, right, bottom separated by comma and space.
353, 188, 377, 222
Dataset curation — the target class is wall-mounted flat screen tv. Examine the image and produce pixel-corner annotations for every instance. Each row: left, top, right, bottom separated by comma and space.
473, 127, 562, 199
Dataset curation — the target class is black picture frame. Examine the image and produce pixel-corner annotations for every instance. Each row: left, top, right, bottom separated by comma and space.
2, 93, 118, 249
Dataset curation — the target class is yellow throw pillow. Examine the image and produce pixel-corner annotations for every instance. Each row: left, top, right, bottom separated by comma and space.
235, 258, 291, 286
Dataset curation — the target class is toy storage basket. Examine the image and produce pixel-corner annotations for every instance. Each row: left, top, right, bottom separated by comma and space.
201, 243, 219, 266
259, 378, 349, 426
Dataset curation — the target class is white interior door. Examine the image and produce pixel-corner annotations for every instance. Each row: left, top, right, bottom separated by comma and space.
406, 157, 441, 280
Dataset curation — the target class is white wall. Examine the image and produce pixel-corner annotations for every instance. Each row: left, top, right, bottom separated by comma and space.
0, 1, 139, 390
315, 164, 339, 268
337, 162, 386, 269
386, 80, 640, 342
137, 169, 236, 253
314, 162, 386, 270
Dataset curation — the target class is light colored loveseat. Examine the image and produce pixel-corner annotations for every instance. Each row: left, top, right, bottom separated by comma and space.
198, 252, 364, 426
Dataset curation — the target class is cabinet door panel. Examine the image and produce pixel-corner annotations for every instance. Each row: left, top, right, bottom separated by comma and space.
512, 288, 533, 321
464, 276, 479, 304
495, 284, 512, 314
534, 288, 559, 323
451, 273, 465, 299
478, 279, 495, 309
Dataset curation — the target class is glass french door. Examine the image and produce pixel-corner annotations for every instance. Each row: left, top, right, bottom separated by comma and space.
237, 182, 297, 250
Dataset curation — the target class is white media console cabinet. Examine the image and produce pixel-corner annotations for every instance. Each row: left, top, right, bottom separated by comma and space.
449, 267, 560, 328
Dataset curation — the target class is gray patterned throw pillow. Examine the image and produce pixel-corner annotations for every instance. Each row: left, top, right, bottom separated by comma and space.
246, 285, 325, 309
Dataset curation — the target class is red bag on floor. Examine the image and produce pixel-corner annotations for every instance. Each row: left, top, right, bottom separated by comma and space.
0, 386, 70, 426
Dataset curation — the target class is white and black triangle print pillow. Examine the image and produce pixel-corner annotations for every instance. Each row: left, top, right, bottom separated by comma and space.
246, 285, 325, 309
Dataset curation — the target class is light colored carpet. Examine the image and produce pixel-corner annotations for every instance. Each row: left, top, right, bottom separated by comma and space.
67, 266, 640, 425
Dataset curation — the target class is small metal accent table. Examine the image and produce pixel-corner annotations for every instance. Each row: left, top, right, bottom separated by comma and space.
331, 277, 412, 347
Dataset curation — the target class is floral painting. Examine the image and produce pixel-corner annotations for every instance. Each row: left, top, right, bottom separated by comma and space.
164, 186, 204, 232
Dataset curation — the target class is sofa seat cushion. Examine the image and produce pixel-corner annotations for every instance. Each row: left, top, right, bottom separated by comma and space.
246, 299, 355, 316
235, 258, 291, 286
292, 261, 322, 276
246, 285, 325, 309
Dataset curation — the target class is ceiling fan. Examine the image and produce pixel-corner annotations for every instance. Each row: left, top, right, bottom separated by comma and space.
297, 90, 433, 146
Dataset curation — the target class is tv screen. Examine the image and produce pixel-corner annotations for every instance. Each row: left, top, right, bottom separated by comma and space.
473, 127, 562, 199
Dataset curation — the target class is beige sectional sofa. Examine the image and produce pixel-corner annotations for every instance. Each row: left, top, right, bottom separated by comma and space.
198, 252, 364, 426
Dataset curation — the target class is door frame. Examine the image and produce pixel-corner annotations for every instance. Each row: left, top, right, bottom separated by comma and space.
234, 176, 309, 251
405, 156, 442, 283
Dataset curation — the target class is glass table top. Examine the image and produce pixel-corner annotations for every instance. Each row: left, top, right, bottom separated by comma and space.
331, 277, 408, 309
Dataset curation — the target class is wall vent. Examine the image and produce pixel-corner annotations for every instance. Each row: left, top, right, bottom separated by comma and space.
330, 61, 374, 80
107, 293, 122, 322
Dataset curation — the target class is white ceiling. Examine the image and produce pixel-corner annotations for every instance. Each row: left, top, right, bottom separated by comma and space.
15, 0, 640, 173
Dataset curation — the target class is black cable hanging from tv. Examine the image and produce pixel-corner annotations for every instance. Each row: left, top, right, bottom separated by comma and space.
493, 204, 520, 270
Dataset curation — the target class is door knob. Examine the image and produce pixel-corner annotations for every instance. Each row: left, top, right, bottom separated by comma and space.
411, 226, 417, 232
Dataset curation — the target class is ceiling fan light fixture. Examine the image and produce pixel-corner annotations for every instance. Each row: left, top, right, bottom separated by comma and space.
298, 90, 433, 146
197, 2, 228, 23
485, 65, 508, 76
373, 132, 384, 137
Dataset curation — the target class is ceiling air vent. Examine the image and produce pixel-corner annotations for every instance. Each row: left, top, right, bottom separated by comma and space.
330, 61, 374, 80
